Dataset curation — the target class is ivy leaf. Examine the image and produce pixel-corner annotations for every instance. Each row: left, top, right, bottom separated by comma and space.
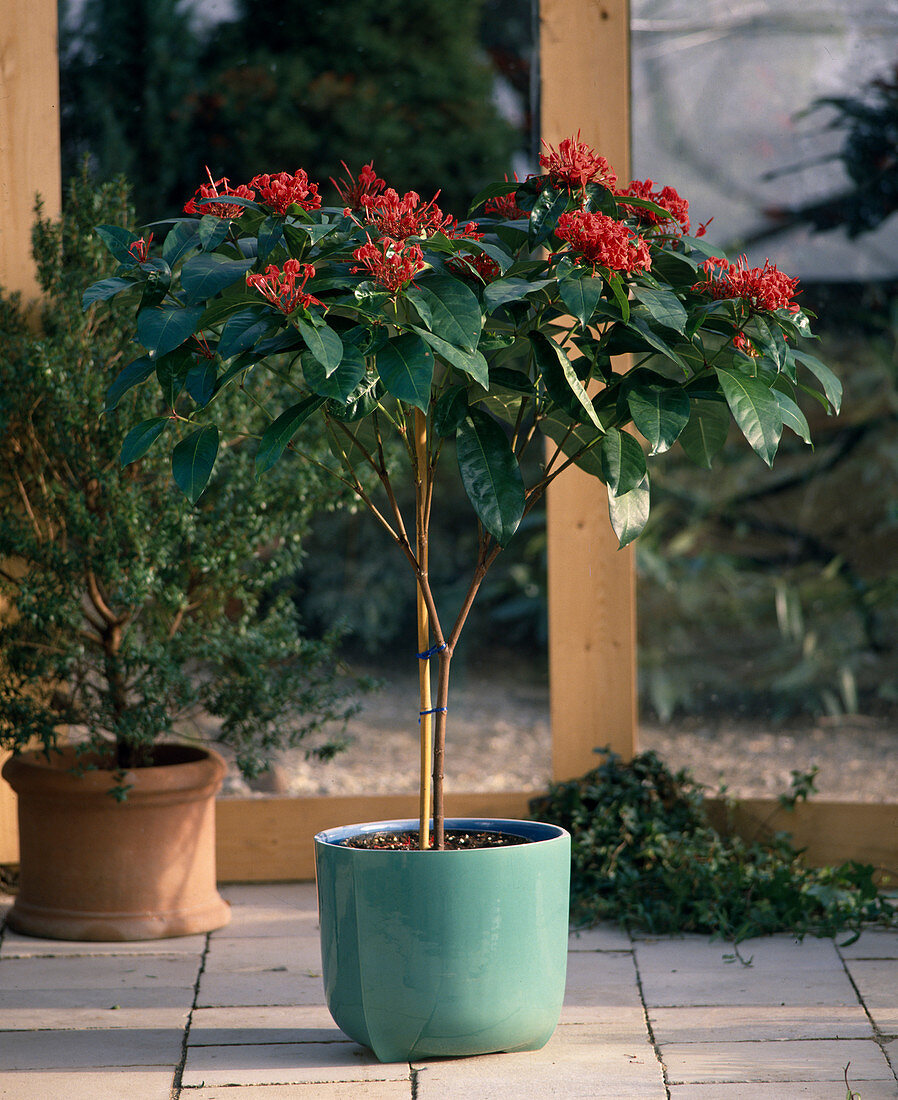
456, 408, 525, 546
627, 382, 691, 454
375, 334, 434, 411
607, 474, 650, 548
256, 397, 326, 476
120, 417, 169, 467
172, 425, 220, 504
715, 365, 783, 466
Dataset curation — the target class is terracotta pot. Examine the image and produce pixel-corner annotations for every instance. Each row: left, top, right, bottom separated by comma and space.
1, 744, 231, 940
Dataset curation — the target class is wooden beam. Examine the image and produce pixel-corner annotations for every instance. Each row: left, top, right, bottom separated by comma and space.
540, 0, 638, 779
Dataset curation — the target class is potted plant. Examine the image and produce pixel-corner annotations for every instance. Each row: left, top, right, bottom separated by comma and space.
83, 135, 841, 1055
0, 170, 358, 941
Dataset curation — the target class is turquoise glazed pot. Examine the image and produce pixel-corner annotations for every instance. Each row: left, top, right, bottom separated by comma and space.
314, 817, 571, 1063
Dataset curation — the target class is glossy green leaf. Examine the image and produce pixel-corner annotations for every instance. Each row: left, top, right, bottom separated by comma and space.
172, 425, 220, 504
627, 382, 691, 454
433, 385, 469, 436
181, 254, 255, 304
105, 355, 156, 412
600, 427, 647, 496
406, 275, 483, 351
156, 352, 190, 408
412, 327, 489, 388
162, 220, 200, 266
456, 409, 525, 546
678, 398, 731, 468
257, 216, 285, 263
95, 224, 138, 264
607, 475, 650, 548
303, 347, 366, 401
120, 417, 169, 467
540, 412, 605, 479
297, 320, 343, 376
137, 304, 205, 358
198, 215, 231, 252
375, 334, 434, 411
625, 316, 689, 372
256, 397, 326, 475
559, 274, 604, 329
185, 360, 217, 407
531, 331, 602, 429
82, 277, 136, 311
774, 388, 812, 444
528, 183, 569, 248
794, 350, 843, 413
483, 277, 554, 311
631, 285, 688, 334
468, 178, 519, 215
715, 365, 783, 466
217, 307, 273, 360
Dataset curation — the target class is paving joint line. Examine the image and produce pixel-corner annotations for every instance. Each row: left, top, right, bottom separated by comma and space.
628, 935, 671, 1099
170, 929, 212, 1099
835, 940, 898, 1086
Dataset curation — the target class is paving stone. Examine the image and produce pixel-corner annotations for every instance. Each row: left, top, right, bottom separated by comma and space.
1, 931, 207, 958
413, 1024, 665, 1098
215, 883, 319, 940
0, 1067, 175, 1099
557, 1005, 649, 1040
196, 967, 324, 1008
563, 948, 644, 1022
181, 1039, 411, 1087
661, 1037, 894, 1085
568, 924, 633, 952
837, 929, 898, 960
842, 959, 898, 1033
204, 933, 320, 972
189, 1004, 344, 1046
187, 1085, 410, 1098
0, 1026, 183, 1070
668, 1083, 898, 1099
0, 1004, 190, 1031
635, 934, 857, 1008
649, 1004, 873, 1043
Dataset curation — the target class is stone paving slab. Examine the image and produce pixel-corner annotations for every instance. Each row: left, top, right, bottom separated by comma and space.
567, 923, 633, 952
0, 930, 207, 957
838, 928, 898, 959
184, 1085, 411, 1098
217, 883, 319, 939
649, 1004, 874, 1043
196, 968, 324, 1008
204, 933, 320, 971
841, 958, 898, 1034
661, 1037, 894, 1085
0, 1067, 175, 1100
181, 1038, 412, 1087
668, 1084, 898, 1099
0, 1024, 185, 1070
189, 1004, 342, 1046
0, 1004, 191, 1032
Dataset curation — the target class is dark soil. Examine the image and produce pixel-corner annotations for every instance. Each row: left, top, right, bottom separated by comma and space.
339, 829, 530, 850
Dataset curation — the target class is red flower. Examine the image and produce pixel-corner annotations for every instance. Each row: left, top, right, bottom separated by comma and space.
693, 256, 800, 313
331, 161, 387, 210
246, 260, 324, 314
352, 236, 425, 294
128, 233, 153, 263
184, 169, 255, 218
555, 209, 651, 273
616, 179, 691, 235
358, 188, 456, 240
539, 132, 617, 191
249, 170, 322, 215
484, 175, 527, 219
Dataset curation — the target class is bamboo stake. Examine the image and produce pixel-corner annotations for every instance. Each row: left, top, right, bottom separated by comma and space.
414, 408, 432, 849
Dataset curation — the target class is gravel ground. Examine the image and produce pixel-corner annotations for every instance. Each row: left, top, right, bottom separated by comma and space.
220, 662, 898, 803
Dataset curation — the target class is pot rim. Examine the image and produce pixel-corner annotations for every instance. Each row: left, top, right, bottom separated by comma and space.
314, 817, 569, 849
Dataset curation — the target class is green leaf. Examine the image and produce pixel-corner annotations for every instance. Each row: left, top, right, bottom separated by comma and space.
185, 361, 217, 407
468, 178, 520, 215
606, 272, 631, 324
412, 327, 489, 388
607, 475, 650, 548
559, 273, 604, 329
678, 398, 731, 468
257, 216, 285, 263
82, 276, 136, 311
531, 331, 602, 430
715, 366, 783, 466
217, 307, 273, 360
197, 215, 231, 252
256, 397, 326, 475
627, 382, 691, 454
540, 412, 605, 479
456, 409, 525, 546
375, 334, 434, 411
120, 417, 169, 466
406, 275, 483, 351
297, 320, 343, 376
94, 224, 138, 264
162, 220, 200, 267
794, 350, 843, 413
774, 388, 812, 444
181, 254, 255, 304
483, 277, 554, 311
303, 348, 366, 401
434, 385, 470, 436
106, 355, 156, 412
156, 352, 190, 407
137, 304, 205, 358
631, 285, 689, 334
625, 316, 689, 372
529, 183, 569, 248
600, 427, 647, 496
489, 367, 536, 395
172, 425, 220, 504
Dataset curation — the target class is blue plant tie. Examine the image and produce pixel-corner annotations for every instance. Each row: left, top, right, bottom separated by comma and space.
419, 706, 448, 723
416, 642, 447, 659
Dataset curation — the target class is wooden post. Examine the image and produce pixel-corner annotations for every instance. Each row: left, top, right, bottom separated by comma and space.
0, 0, 63, 862
540, 0, 638, 780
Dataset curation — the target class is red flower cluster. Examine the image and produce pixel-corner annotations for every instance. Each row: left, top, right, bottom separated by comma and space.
693, 256, 800, 313
331, 161, 387, 210
128, 233, 153, 263
184, 170, 255, 218
539, 133, 617, 191
249, 170, 322, 215
484, 175, 527, 219
555, 209, 651, 274
352, 236, 425, 294
246, 260, 324, 314
616, 179, 691, 235
359, 188, 456, 240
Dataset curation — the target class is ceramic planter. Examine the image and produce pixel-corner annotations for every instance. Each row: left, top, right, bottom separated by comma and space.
314, 817, 570, 1062
2, 744, 231, 940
